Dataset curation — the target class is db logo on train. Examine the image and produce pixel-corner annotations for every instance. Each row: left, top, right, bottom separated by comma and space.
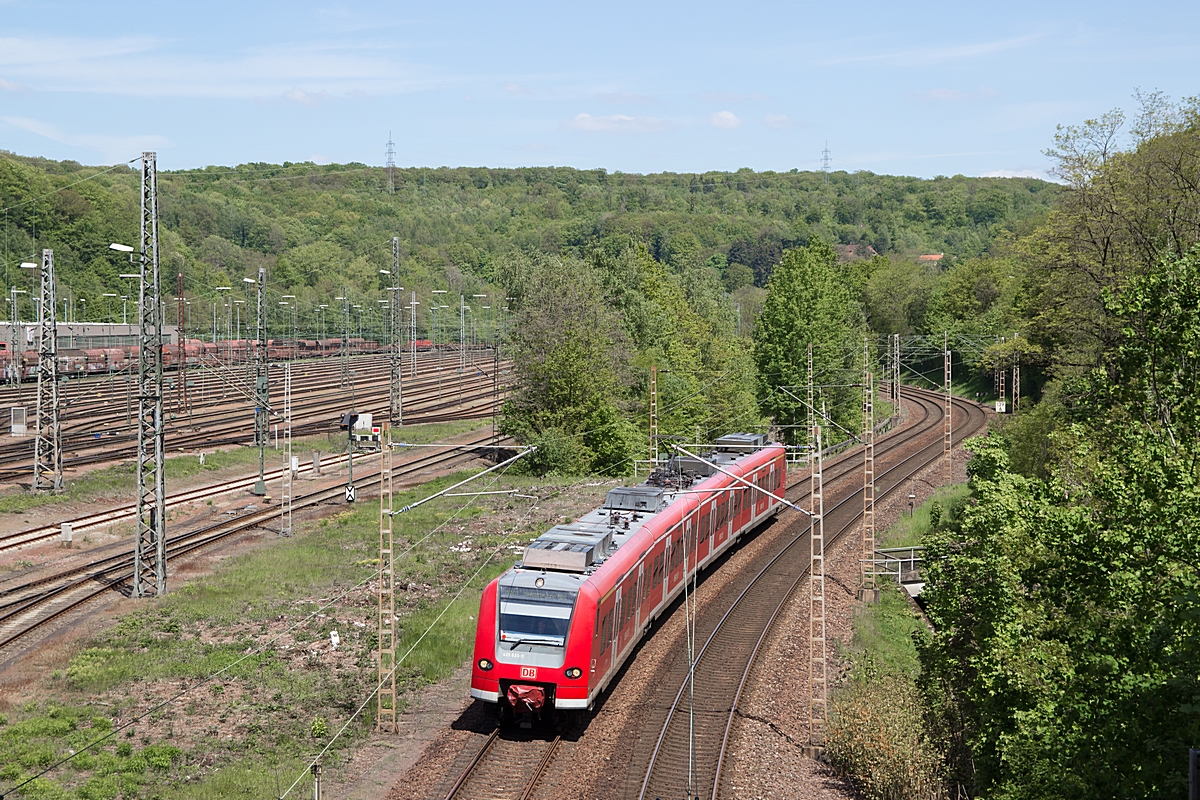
519, 666, 538, 679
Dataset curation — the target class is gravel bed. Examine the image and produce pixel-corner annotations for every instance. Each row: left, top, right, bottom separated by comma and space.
721, 434, 974, 799
380, 400, 977, 800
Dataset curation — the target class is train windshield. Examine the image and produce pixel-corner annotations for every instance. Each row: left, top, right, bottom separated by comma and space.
498, 585, 577, 647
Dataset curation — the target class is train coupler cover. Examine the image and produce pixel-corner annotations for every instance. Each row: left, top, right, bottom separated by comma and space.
506, 684, 546, 714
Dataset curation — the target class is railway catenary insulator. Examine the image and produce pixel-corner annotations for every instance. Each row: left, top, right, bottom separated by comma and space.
469, 433, 788, 720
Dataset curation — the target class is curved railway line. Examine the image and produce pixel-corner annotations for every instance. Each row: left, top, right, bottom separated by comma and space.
436, 386, 987, 800
0, 351, 508, 481
0, 431, 510, 659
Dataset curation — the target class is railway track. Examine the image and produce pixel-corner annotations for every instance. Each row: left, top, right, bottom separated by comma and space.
433, 387, 985, 800
636, 387, 987, 800
0, 352, 509, 480
0, 431, 509, 659
443, 730, 562, 800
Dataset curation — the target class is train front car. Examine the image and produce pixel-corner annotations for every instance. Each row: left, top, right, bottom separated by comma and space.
471, 565, 597, 723
470, 432, 786, 726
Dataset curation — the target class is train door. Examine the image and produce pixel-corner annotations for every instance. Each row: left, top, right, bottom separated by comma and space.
593, 593, 615, 686
684, 517, 695, 574
635, 564, 644, 630
618, 572, 638, 653
613, 587, 623, 655
641, 539, 666, 620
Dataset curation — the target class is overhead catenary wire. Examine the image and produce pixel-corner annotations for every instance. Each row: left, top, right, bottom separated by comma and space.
0, 454, 522, 796
279, 472, 556, 799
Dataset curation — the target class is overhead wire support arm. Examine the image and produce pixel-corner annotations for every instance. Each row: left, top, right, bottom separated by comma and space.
385, 448, 536, 517
668, 444, 812, 518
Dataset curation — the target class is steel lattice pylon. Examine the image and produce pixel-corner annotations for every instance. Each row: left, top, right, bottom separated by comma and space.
806, 344, 814, 462
388, 238, 402, 426
892, 333, 900, 411
377, 424, 397, 732
943, 332, 952, 485
809, 424, 827, 748
649, 364, 659, 465
253, 265, 268, 496
32, 248, 61, 492
340, 290, 351, 389
409, 291, 417, 379
134, 152, 166, 598
860, 339, 876, 598
280, 363, 292, 536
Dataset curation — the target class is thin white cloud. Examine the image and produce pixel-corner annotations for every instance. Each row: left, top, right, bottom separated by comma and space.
709, 110, 741, 130
909, 87, 1000, 102
822, 34, 1040, 66
763, 113, 792, 129
595, 91, 655, 105
564, 113, 670, 133
699, 91, 768, 103
982, 168, 1045, 179
0, 77, 28, 92
0, 35, 440, 99
2, 115, 170, 162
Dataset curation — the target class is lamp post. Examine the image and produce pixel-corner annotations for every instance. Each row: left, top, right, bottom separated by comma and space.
282, 295, 296, 359
215, 287, 231, 347
9, 286, 28, 387
101, 293, 118, 323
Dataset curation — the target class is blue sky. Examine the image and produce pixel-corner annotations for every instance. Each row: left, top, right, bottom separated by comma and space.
0, 0, 1197, 178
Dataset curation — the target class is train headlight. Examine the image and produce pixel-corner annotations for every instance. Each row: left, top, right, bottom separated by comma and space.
477, 658, 493, 671
564, 667, 582, 679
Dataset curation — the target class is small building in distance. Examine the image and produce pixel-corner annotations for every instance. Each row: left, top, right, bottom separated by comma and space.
918, 253, 945, 263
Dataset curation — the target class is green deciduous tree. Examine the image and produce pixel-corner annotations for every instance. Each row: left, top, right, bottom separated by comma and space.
753, 236, 863, 442
920, 246, 1200, 800
499, 257, 638, 475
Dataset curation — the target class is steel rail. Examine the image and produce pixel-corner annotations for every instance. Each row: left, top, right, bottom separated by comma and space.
635, 388, 985, 800
0, 434, 507, 653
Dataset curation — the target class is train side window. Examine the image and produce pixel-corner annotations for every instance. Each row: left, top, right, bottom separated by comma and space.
599, 610, 611, 655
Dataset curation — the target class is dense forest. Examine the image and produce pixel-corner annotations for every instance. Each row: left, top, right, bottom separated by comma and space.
0, 151, 1056, 474
0, 154, 1055, 335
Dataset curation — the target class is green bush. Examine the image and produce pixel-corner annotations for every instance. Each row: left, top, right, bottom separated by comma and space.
825, 674, 941, 800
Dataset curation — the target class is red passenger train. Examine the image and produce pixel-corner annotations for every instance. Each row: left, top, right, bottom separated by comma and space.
470, 433, 787, 718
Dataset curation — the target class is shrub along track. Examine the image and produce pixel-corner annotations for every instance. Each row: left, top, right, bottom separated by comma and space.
0, 350, 508, 481
0, 431, 510, 664
425, 387, 986, 800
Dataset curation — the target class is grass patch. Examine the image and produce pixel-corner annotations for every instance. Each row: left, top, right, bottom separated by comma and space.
843, 582, 926, 679
879, 483, 971, 548
0, 463, 580, 799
